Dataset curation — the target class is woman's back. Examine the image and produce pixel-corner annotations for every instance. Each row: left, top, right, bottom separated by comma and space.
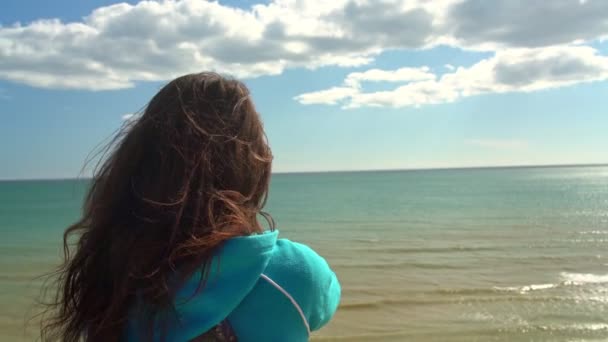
40, 73, 340, 341
127, 231, 340, 341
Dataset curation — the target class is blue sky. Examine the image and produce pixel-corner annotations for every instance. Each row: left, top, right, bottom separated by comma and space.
1, 0, 608, 179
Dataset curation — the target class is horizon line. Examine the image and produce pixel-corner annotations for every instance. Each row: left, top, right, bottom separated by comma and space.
1, 162, 607, 182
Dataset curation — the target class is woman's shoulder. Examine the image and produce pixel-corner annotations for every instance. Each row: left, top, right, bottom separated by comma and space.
272, 239, 329, 269
263, 238, 341, 331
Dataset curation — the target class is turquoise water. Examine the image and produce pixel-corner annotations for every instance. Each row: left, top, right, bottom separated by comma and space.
1, 166, 608, 341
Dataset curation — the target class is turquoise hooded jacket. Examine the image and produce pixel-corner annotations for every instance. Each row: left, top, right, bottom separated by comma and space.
126, 230, 341, 341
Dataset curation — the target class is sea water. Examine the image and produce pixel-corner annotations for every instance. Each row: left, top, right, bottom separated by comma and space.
1, 166, 607, 341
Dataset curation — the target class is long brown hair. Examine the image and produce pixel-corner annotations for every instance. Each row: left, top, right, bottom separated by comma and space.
40, 72, 274, 341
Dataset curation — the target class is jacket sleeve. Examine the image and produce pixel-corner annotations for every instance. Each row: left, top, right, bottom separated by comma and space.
272, 240, 341, 332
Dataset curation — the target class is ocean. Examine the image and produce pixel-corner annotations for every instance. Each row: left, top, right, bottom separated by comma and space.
1, 166, 608, 341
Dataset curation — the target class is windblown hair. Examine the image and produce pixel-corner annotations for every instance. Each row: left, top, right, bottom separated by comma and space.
40, 73, 274, 341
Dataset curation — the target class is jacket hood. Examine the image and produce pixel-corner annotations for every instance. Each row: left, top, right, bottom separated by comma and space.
126, 230, 279, 342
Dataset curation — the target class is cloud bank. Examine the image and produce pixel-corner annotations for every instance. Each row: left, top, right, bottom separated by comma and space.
296, 45, 608, 108
1, 0, 607, 108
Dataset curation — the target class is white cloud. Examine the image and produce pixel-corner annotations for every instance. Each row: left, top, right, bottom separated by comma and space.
0, 0, 434, 90
296, 45, 608, 108
294, 66, 436, 105
344, 66, 435, 87
445, 0, 608, 49
466, 139, 529, 149
294, 86, 358, 105
1, 0, 608, 90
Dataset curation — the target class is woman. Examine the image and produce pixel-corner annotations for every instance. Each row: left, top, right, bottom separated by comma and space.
41, 73, 341, 341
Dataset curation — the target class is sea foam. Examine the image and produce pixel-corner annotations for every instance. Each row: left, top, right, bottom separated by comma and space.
561, 272, 608, 285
